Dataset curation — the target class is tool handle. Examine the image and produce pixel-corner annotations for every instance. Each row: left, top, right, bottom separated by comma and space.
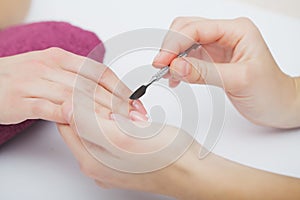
150, 43, 200, 82
151, 66, 169, 82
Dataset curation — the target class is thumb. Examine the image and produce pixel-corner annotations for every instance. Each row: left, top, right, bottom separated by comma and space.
170, 57, 237, 89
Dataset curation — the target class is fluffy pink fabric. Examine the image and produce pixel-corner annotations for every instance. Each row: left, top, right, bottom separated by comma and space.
0, 21, 105, 146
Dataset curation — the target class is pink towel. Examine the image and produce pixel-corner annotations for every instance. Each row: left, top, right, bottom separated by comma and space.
0, 21, 105, 146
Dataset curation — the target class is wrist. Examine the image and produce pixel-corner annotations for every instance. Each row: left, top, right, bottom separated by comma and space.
272, 75, 300, 129
293, 76, 300, 113
153, 142, 216, 199
160, 145, 239, 200
143, 142, 203, 199
283, 76, 300, 128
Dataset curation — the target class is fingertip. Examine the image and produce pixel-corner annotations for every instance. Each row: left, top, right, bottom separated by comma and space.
170, 58, 191, 77
169, 79, 180, 88
152, 51, 177, 68
131, 100, 147, 115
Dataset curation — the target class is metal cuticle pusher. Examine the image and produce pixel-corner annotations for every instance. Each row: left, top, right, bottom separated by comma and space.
129, 43, 200, 100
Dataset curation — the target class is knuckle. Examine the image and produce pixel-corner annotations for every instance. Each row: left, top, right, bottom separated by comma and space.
173, 16, 187, 25
44, 47, 65, 55
43, 47, 68, 61
234, 17, 257, 30
188, 59, 206, 83
235, 17, 252, 24
170, 17, 189, 31
234, 17, 260, 36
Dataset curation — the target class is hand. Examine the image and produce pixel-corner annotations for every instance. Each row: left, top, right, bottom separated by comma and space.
0, 47, 146, 124
153, 17, 300, 128
57, 91, 198, 197
57, 98, 300, 200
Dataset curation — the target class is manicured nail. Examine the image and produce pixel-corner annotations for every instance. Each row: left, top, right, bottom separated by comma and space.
132, 100, 147, 115
129, 111, 148, 122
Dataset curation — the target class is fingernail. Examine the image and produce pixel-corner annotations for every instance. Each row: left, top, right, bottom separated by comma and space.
132, 100, 147, 115
129, 111, 148, 122
153, 53, 161, 62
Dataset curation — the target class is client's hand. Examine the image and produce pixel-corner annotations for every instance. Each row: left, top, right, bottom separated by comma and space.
153, 17, 300, 128
0, 47, 146, 124
57, 92, 198, 197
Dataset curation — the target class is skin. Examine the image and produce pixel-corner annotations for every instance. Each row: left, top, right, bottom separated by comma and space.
152, 17, 300, 129
1, 2, 299, 199
58, 118, 300, 200
57, 17, 300, 199
0, 0, 31, 29
0, 48, 147, 124
0, 0, 147, 124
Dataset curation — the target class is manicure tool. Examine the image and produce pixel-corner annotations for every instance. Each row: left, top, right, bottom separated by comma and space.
129, 43, 200, 100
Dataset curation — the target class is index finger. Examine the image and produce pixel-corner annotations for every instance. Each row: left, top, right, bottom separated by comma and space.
44, 47, 132, 101
152, 18, 233, 68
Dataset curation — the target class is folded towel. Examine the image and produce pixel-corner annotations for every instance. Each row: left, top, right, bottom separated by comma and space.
0, 21, 105, 146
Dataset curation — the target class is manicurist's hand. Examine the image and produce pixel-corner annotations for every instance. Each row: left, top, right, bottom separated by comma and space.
153, 17, 300, 128
0, 47, 146, 124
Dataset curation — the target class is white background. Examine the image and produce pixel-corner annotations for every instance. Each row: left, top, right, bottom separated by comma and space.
0, 0, 300, 199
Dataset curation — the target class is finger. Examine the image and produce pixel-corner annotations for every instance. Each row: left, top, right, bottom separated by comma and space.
45, 58, 147, 115
68, 89, 144, 123
95, 180, 111, 189
168, 17, 204, 32
60, 101, 120, 160
93, 84, 133, 117
57, 124, 90, 162
94, 101, 114, 120
23, 98, 66, 123
169, 79, 181, 88
153, 19, 240, 68
43, 68, 144, 116
152, 17, 205, 69
45, 48, 132, 101
57, 123, 115, 182
170, 57, 239, 89
22, 78, 72, 104
42, 48, 146, 113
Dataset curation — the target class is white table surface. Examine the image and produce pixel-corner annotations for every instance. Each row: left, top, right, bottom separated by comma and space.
1, 0, 300, 199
